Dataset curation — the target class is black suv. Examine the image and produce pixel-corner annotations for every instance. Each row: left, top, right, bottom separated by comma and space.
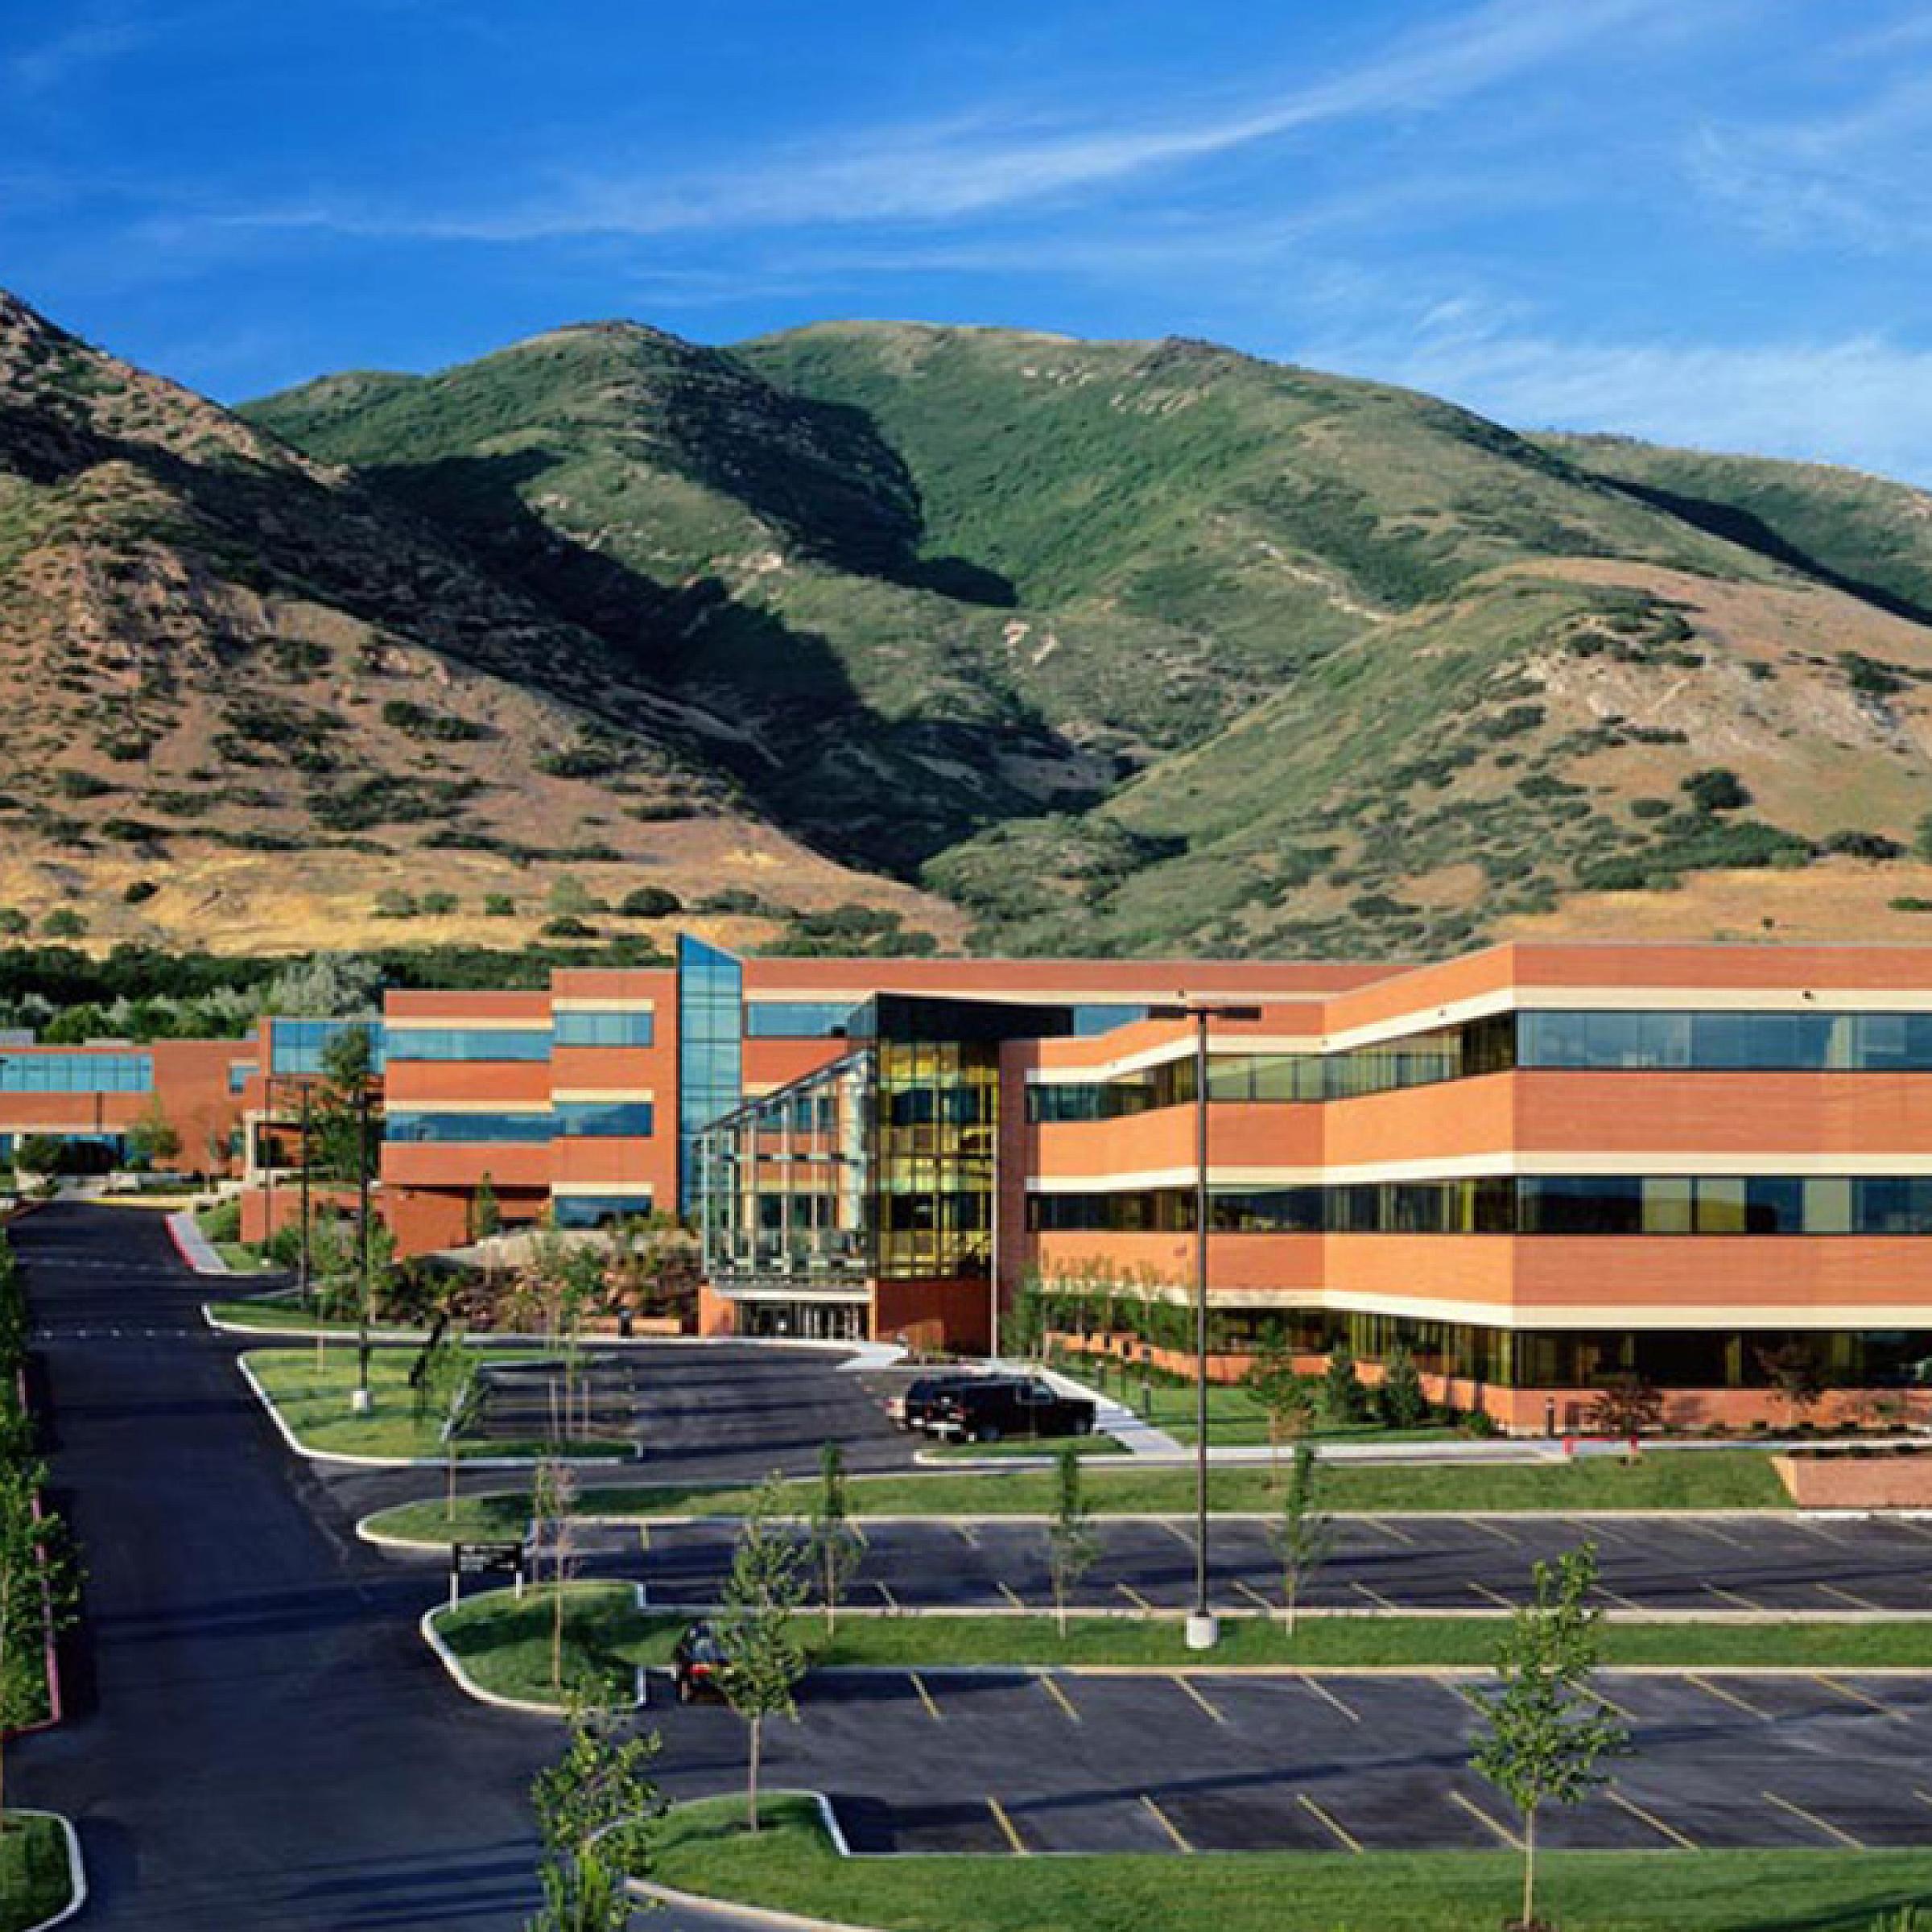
927, 1377, 1096, 1444
887, 1373, 990, 1432
671, 1620, 729, 1703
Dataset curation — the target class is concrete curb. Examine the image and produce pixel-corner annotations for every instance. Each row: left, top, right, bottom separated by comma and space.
203, 1304, 427, 1342
165, 1209, 230, 1274
235, 1355, 639, 1471
630, 1793, 865, 1932
422, 1584, 650, 1714
12, 1810, 86, 1931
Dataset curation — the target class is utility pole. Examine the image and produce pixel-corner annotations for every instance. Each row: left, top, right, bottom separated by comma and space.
352, 1075, 374, 1414
1147, 996, 1261, 1653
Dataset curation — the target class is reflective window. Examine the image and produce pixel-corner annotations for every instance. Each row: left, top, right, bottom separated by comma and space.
554, 1010, 655, 1048
1520, 1009, 1932, 1071
0, 1053, 152, 1092
554, 1100, 654, 1138
386, 1112, 554, 1143
385, 1028, 550, 1062
744, 1001, 856, 1039
227, 1061, 258, 1096
1069, 1005, 1150, 1037
268, 1018, 385, 1075
678, 935, 743, 1211
554, 1193, 654, 1229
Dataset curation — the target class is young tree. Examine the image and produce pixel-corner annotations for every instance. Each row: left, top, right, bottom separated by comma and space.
1377, 1342, 1430, 1429
1584, 1374, 1665, 1454
1268, 1441, 1335, 1639
471, 1173, 502, 1243
126, 1097, 180, 1170
526, 1704, 663, 1932
532, 1455, 582, 1698
412, 1327, 474, 1521
807, 1441, 864, 1638
1755, 1341, 1827, 1429
717, 1476, 809, 1834
1321, 1340, 1370, 1426
1245, 1325, 1315, 1487
1472, 1545, 1629, 1932
1046, 1439, 1099, 1637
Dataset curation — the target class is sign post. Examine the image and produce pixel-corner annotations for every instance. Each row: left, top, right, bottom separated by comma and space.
448, 1539, 523, 1610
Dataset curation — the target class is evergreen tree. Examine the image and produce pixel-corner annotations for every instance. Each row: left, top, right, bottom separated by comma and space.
1321, 1341, 1369, 1426
1377, 1343, 1430, 1429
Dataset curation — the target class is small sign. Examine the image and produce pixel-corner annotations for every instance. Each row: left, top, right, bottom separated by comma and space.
452, 1541, 522, 1579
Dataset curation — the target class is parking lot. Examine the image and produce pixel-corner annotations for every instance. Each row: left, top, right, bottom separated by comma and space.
619, 1509, 1932, 1616
651, 1663, 1932, 1855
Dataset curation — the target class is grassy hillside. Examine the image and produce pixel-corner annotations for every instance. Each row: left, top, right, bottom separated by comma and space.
0, 289, 953, 954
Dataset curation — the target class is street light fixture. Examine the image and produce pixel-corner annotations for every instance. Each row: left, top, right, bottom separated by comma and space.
1146, 997, 1262, 1651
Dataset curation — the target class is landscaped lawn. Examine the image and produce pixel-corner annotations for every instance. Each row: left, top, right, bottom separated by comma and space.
650, 1795, 1932, 1932
438, 1586, 1932, 1698
365, 1448, 1788, 1544
210, 1296, 425, 1335
0, 1813, 72, 1932
244, 1348, 634, 1461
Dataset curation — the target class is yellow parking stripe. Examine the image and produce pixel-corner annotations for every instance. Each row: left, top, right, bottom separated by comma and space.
1116, 1580, 1154, 1613
1035, 1672, 1081, 1723
987, 1796, 1030, 1856
1813, 1674, 1905, 1720
1449, 1789, 1523, 1850
1141, 1794, 1194, 1853
1364, 1517, 1416, 1546
908, 1672, 942, 1722
1762, 1790, 1864, 1849
998, 1581, 1027, 1612
1298, 1793, 1364, 1854
1350, 1579, 1400, 1611
1703, 1581, 1765, 1612
1608, 1788, 1698, 1851
1686, 1674, 1773, 1719
1170, 1674, 1227, 1725
1814, 1582, 1885, 1612
1298, 1673, 1361, 1724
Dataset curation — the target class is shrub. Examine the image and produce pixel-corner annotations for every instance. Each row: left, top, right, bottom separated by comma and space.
0, 910, 28, 937
541, 914, 596, 939
483, 894, 516, 917
419, 890, 459, 916
1891, 897, 1932, 914
1820, 829, 1902, 861
380, 699, 489, 742
1629, 798, 1670, 820
547, 875, 601, 917
373, 890, 419, 919
122, 880, 159, 905
617, 886, 682, 919
1682, 767, 1749, 813
40, 909, 86, 939
1377, 1344, 1430, 1428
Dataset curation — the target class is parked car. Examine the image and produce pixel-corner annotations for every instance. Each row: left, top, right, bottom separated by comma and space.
887, 1373, 993, 1432
671, 1620, 729, 1703
927, 1377, 1096, 1443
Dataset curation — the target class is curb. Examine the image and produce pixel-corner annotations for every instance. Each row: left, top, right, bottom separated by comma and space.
204, 1305, 427, 1342
236, 1355, 639, 1471
11, 1810, 86, 1931
630, 1794, 867, 1932
165, 1209, 231, 1275
421, 1584, 650, 1714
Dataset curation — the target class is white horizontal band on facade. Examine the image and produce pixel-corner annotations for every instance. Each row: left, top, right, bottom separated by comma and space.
550, 1182, 655, 1199
390, 1017, 552, 1033
1030, 1277, 1932, 1333
551, 1088, 655, 1104
385, 1100, 553, 1117
1027, 1037, 1319, 1084
550, 998, 657, 1014
1028, 1152, 1932, 1192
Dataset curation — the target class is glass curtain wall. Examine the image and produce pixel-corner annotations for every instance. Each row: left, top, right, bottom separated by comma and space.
677, 935, 743, 1213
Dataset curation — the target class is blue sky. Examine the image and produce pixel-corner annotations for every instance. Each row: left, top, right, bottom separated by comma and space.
6, 0, 1932, 481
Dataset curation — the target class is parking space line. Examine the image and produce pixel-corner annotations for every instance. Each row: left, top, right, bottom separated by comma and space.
1814, 1582, 1885, 1612
953, 1522, 979, 1549
1608, 1788, 1699, 1851
1468, 1580, 1515, 1610
1686, 1674, 1773, 1719
1459, 1517, 1521, 1545
1116, 1580, 1154, 1613
1159, 1521, 1196, 1550
998, 1582, 1027, 1612
1912, 1789, 1932, 1814
852, 1521, 869, 1547
1141, 1793, 1194, 1853
1035, 1671, 1081, 1724
638, 1523, 650, 1552
1363, 1517, 1416, 1546
1449, 1789, 1524, 1850
1298, 1793, 1363, 1854
1298, 1673, 1361, 1724
1435, 1671, 1484, 1711
1703, 1581, 1766, 1612
1170, 1674, 1226, 1724
875, 1579, 900, 1612
1350, 1579, 1400, 1611
987, 1796, 1030, 1856
1688, 1520, 1749, 1549
1234, 1579, 1277, 1615
1762, 1790, 1864, 1849
908, 1672, 942, 1722
1591, 1683, 1640, 1723
1813, 1674, 1906, 1721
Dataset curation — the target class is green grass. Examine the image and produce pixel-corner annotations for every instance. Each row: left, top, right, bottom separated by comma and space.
0, 1813, 73, 1932
213, 1242, 275, 1274
210, 1297, 423, 1335
927, 1434, 1129, 1459
653, 1794, 1932, 1932
243, 1348, 633, 1462
365, 1448, 1787, 1545
439, 1589, 1932, 1699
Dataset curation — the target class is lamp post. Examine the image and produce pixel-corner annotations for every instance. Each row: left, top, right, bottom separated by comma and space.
1147, 997, 1261, 1652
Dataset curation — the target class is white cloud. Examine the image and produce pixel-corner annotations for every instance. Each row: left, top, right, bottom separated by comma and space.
6, 16, 151, 95
216, 0, 1685, 242
1311, 326, 1932, 485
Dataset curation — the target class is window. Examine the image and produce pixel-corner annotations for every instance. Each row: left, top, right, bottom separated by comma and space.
385, 1028, 551, 1063
386, 1112, 554, 1143
226, 1061, 258, 1096
1069, 1005, 1149, 1037
554, 1100, 654, 1138
678, 935, 743, 1212
1521, 1009, 1932, 1071
269, 1018, 385, 1075
0, 1053, 152, 1093
744, 1001, 855, 1039
554, 1192, 653, 1229
554, 1009, 655, 1048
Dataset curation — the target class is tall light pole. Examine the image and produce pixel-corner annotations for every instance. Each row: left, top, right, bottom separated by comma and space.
1149, 997, 1261, 1652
